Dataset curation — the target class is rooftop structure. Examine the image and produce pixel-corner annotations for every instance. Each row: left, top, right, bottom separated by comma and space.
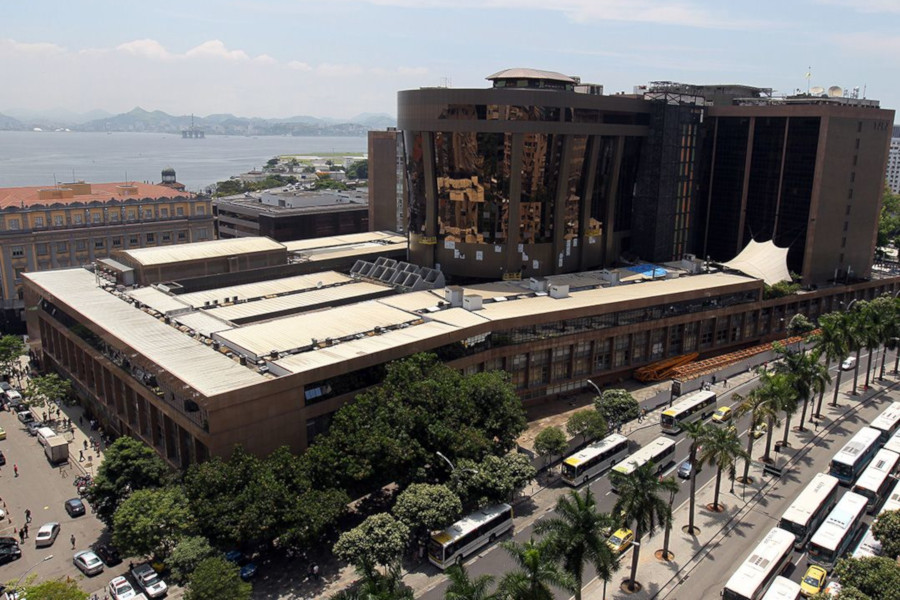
0, 181, 193, 210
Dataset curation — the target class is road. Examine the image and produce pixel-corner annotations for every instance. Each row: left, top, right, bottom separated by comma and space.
418, 356, 893, 600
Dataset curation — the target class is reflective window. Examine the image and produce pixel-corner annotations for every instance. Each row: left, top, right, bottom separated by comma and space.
520, 133, 563, 243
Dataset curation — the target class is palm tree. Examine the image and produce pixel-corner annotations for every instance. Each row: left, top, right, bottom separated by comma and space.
774, 346, 830, 432
498, 538, 575, 600
697, 424, 748, 511
445, 564, 499, 600
534, 489, 619, 600
769, 351, 801, 447
861, 299, 886, 388
734, 390, 777, 483
754, 370, 790, 463
812, 312, 849, 417
611, 463, 679, 592
847, 301, 866, 395
679, 419, 709, 535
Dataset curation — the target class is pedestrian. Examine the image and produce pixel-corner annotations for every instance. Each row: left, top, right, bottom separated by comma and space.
42, 411, 47, 422
24, 508, 30, 522
79, 449, 84, 462
712, 374, 717, 384
13, 464, 18, 477
17, 529, 23, 543
83, 440, 88, 451
308, 563, 315, 581
312, 563, 319, 582
70, 534, 76, 549
22, 523, 28, 538
723, 378, 728, 387
79, 415, 83, 427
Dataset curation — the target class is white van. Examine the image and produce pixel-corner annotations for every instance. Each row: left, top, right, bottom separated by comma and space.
36, 426, 57, 447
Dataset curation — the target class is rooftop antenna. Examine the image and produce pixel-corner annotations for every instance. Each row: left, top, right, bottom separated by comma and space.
805, 67, 812, 94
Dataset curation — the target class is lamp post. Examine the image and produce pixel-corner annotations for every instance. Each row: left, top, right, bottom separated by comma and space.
12, 554, 53, 595
586, 379, 602, 396
656, 488, 677, 562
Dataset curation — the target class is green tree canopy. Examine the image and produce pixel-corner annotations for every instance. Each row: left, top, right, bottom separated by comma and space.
872, 509, 900, 559
20, 580, 88, 600
0, 334, 25, 378
498, 537, 575, 600
593, 389, 640, 427
87, 436, 170, 525
392, 483, 462, 538
113, 486, 196, 559
534, 426, 568, 467
24, 372, 72, 407
833, 556, 900, 599
787, 314, 815, 337
878, 184, 900, 248
445, 563, 499, 600
333, 513, 410, 582
168, 535, 218, 585
185, 557, 252, 600
566, 410, 607, 446
347, 159, 368, 179
452, 453, 536, 508
330, 566, 415, 600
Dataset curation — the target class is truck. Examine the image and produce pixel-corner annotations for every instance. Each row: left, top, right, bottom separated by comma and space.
44, 436, 68, 464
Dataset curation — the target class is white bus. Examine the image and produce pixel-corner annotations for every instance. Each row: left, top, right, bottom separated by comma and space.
851, 448, 900, 513
851, 526, 883, 559
883, 428, 900, 456
660, 389, 717, 434
561, 434, 630, 486
610, 437, 676, 490
428, 504, 514, 569
829, 427, 882, 485
722, 527, 795, 600
778, 473, 840, 549
760, 576, 801, 600
879, 478, 900, 515
870, 402, 900, 444
807, 491, 868, 570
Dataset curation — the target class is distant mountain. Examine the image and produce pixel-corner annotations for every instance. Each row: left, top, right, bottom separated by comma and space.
350, 113, 396, 128
0, 113, 24, 130
3, 107, 113, 126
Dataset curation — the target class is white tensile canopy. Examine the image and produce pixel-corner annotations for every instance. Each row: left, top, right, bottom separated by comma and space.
721, 240, 791, 285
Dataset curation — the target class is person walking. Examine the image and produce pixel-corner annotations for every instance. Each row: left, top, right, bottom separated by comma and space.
13, 464, 18, 477
22, 523, 28, 539
24, 509, 30, 523
79, 450, 84, 462
70, 534, 76, 549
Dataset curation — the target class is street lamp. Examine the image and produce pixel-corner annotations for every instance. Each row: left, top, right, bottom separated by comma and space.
435, 451, 478, 476
12, 554, 53, 595
657, 487, 677, 562
586, 379, 602, 396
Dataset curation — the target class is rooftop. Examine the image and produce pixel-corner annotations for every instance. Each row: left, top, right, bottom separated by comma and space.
0, 181, 194, 210
487, 68, 577, 84
115, 237, 286, 267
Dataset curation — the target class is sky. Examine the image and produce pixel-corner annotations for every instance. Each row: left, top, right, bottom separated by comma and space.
1, 0, 899, 120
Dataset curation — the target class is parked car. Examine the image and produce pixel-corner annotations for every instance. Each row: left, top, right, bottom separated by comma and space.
0, 450, 6, 466
94, 543, 122, 566
0, 537, 19, 548
25, 421, 41, 436
5, 390, 22, 405
108, 575, 144, 600
842, 357, 857, 371
0, 544, 21, 564
712, 406, 732, 423
73, 550, 104, 576
131, 562, 168, 598
240, 562, 259, 581
16, 410, 34, 425
0, 382, 12, 393
65, 498, 86, 517
0, 426, 6, 440
35, 522, 60, 548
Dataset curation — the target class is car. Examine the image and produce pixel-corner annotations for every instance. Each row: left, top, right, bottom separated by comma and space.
94, 543, 122, 566
25, 421, 41, 436
842, 357, 857, 371
34, 522, 60, 548
0, 382, 12, 393
64, 498, 86, 518
0, 545, 21, 564
108, 575, 142, 600
16, 410, 34, 425
0, 426, 6, 440
0, 537, 19, 548
225, 549, 246, 564
0, 449, 5, 466
131, 562, 168, 598
240, 562, 259, 581
606, 528, 634, 554
6, 390, 22, 404
712, 406, 732, 423
677, 460, 694, 479
752, 422, 768, 439
800, 565, 828, 597
73, 550, 104, 576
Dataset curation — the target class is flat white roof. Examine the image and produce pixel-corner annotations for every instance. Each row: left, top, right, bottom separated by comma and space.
26, 269, 262, 396
283, 231, 405, 252
118, 237, 285, 267
127, 287, 190, 315
176, 271, 351, 308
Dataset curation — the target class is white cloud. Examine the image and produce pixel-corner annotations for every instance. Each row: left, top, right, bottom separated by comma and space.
116, 39, 172, 60
185, 40, 250, 61
0, 39, 65, 56
287, 60, 312, 71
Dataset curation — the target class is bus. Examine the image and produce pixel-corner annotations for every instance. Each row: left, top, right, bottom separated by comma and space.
851, 448, 900, 513
778, 473, 840, 549
722, 527, 795, 600
829, 427, 882, 485
561, 433, 630, 486
807, 491, 868, 570
851, 526, 883, 559
760, 576, 801, 600
428, 504, 513, 569
610, 437, 676, 490
879, 478, 900, 515
883, 428, 900, 456
869, 402, 900, 444
660, 389, 717, 434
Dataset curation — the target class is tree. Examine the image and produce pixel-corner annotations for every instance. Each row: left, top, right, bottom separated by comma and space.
185, 556, 252, 600
788, 314, 815, 337
696, 424, 747, 511
392, 483, 462, 541
860, 298, 890, 388
497, 538, 575, 600
752, 370, 791, 462
533, 489, 619, 600
87, 436, 170, 525
773, 346, 829, 433
832, 556, 900, 599
593, 389, 640, 429
452, 453, 536, 508
0, 334, 25, 380
333, 513, 410, 582
872, 509, 900, 559
113, 486, 196, 559
168, 535, 218, 585
847, 302, 867, 395
679, 420, 710, 534
734, 390, 777, 483
19, 580, 87, 600
610, 463, 679, 592
265, 157, 279, 168
23, 372, 72, 408
332, 565, 415, 600
534, 426, 568, 470
445, 563, 500, 600
812, 312, 850, 417
566, 410, 607, 446
347, 159, 368, 179
878, 184, 900, 248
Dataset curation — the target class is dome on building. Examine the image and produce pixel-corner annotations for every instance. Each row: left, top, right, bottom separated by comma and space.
486, 68, 576, 84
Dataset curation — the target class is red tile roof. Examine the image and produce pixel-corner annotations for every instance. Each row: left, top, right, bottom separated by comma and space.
0, 182, 194, 210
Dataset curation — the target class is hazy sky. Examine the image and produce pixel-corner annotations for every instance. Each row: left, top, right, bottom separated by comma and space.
2, 0, 899, 120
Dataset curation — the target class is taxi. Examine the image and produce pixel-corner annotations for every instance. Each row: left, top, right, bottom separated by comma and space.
606, 528, 634, 554
712, 406, 732, 423
800, 565, 827, 597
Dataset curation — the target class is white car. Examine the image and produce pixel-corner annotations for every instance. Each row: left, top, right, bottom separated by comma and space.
73, 549, 104, 576
108, 575, 148, 600
34, 522, 60, 548
131, 562, 168, 598
842, 357, 857, 371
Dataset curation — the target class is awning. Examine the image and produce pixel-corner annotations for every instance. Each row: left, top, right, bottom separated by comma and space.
721, 240, 791, 285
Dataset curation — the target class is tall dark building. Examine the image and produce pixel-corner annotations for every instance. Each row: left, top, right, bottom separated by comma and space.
367, 129, 406, 233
